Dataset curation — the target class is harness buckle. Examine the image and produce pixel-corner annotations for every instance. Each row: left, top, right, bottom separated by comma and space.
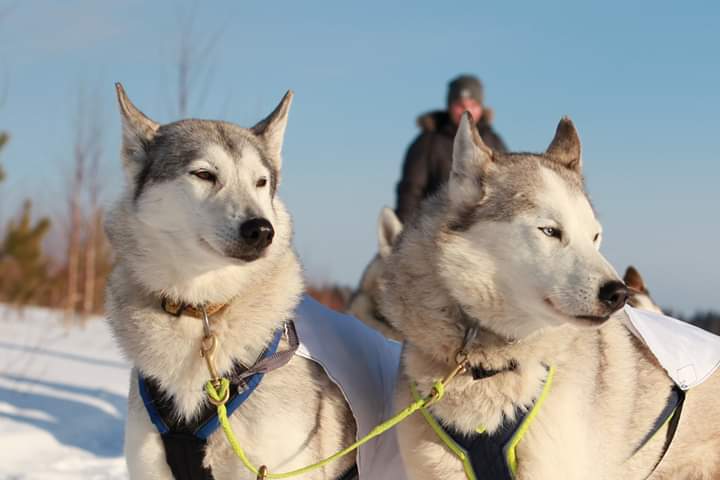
257, 465, 268, 480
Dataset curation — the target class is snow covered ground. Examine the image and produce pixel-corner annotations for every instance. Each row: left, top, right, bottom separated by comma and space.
0, 305, 130, 479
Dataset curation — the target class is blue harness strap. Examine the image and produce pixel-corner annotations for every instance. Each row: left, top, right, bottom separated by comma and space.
429, 365, 552, 480
194, 329, 283, 440
138, 328, 283, 480
137, 371, 170, 435
438, 406, 529, 480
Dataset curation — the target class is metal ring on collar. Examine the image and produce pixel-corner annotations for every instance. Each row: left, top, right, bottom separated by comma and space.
201, 305, 212, 337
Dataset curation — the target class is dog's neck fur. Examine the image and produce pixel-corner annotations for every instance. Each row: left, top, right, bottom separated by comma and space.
105, 196, 304, 421
401, 304, 578, 435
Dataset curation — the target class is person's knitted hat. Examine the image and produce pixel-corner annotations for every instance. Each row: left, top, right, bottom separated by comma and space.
447, 74, 484, 106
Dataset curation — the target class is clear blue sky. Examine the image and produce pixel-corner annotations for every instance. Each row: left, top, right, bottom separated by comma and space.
1, 1, 718, 313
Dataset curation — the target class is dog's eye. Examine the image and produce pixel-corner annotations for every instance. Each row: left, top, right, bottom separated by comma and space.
540, 226, 562, 240
256, 177, 268, 188
593, 233, 600, 242
191, 170, 217, 183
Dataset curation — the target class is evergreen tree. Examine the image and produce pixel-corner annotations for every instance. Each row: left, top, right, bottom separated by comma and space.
0, 200, 52, 304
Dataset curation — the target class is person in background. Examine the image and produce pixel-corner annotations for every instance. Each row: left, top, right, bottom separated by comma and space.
395, 74, 507, 222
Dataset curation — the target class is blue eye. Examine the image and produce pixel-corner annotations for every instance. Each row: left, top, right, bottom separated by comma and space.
539, 226, 562, 240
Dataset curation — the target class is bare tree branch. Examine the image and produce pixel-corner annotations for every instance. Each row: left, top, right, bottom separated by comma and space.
173, 0, 224, 117
65, 86, 106, 317
65, 94, 86, 315
82, 90, 104, 315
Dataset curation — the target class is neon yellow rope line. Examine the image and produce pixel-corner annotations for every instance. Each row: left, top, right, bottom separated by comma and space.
206, 376, 447, 479
410, 382, 477, 480
505, 364, 556, 475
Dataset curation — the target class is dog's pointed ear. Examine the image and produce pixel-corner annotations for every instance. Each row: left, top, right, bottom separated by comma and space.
449, 111, 494, 206
377, 207, 403, 259
624, 266, 647, 293
253, 90, 293, 170
546, 117, 582, 173
115, 83, 159, 180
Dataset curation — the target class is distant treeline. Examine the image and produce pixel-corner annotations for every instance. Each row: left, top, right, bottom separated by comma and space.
663, 308, 720, 335
0, 123, 110, 319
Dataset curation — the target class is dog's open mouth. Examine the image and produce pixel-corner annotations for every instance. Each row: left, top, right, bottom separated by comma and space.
543, 298, 609, 325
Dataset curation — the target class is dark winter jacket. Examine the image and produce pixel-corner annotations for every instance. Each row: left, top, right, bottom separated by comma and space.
395, 110, 507, 222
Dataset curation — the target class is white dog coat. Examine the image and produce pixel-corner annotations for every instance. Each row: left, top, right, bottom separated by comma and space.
294, 295, 408, 480
624, 306, 720, 390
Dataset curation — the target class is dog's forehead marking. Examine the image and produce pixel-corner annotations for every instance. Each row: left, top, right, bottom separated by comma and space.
202, 143, 266, 172
237, 144, 267, 171
213, 142, 272, 180
446, 155, 542, 231
214, 121, 239, 155
536, 167, 599, 235
202, 143, 232, 169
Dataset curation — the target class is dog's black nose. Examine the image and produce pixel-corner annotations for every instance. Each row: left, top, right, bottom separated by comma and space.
598, 281, 629, 312
240, 218, 274, 250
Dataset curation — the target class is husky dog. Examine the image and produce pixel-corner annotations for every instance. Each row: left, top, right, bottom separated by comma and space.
380, 113, 720, 479
105, 85, 356, 479
347, 208, 404, 341
624, 266, 663, 314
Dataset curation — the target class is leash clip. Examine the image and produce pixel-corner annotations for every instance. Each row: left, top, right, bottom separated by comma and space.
202, 336, 229, 405
200, 306, 228, 405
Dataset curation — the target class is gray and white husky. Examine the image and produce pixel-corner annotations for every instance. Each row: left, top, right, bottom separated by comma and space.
347, 207, 404, 341
379, 113, 720, 479
105, 85, 355, 479
624, 265, 663, 314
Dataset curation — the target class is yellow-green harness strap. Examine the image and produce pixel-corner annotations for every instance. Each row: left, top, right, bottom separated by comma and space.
505, 365, 555, 474
411, 382, 478, 480
206, 364, 461, 480
412, 365, 556, 480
